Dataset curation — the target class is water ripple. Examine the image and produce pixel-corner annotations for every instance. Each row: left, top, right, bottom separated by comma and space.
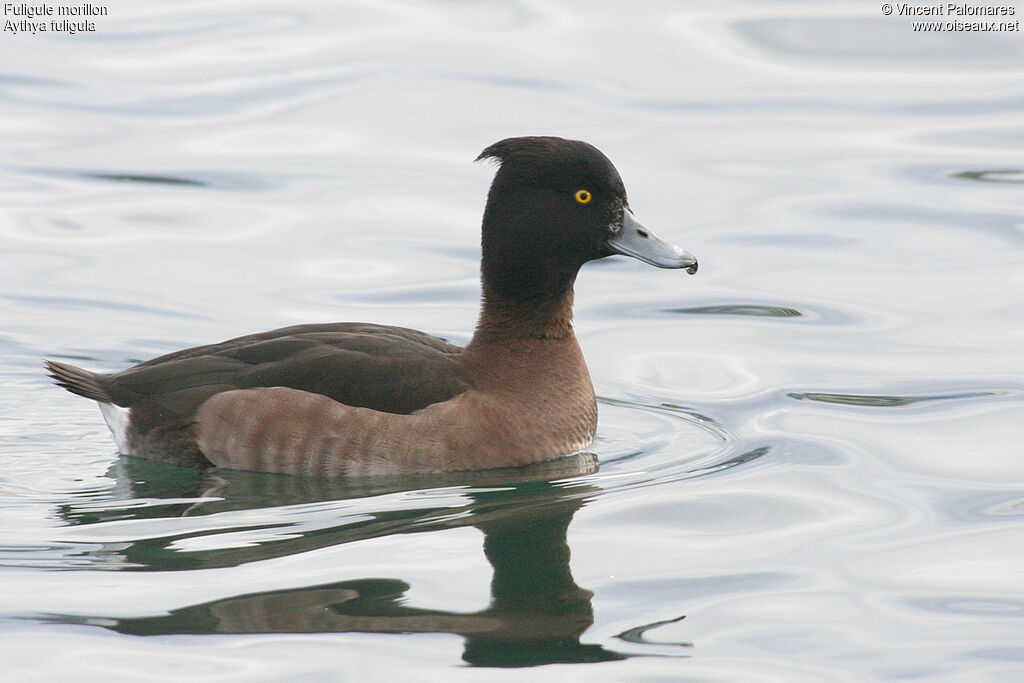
9, 165, 275, 191
670, 303, 801, 318
592, 297, 858, 326
615, 614, 691, 649
908, 596, 1024, 618
788, 387, 1020, 412
951, 169, 1024, 185
788, 389, 1002, 408
590, 395, 769, 496
825, 201, 1023, 244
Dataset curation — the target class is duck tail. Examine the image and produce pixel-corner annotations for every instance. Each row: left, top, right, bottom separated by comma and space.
43, 359, 113, 403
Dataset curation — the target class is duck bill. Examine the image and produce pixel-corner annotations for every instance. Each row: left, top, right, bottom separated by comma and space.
607, 209, 698, 273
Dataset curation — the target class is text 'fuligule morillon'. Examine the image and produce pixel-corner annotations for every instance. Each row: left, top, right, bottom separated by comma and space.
4, 3, 107, 17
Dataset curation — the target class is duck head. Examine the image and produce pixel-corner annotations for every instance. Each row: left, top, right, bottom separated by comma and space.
476, 136, 697, 302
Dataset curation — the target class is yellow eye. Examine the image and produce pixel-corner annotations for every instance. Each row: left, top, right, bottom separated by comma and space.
574, 189, 592, 204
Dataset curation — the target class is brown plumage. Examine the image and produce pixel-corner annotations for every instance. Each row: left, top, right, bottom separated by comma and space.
46, 137, 697, 476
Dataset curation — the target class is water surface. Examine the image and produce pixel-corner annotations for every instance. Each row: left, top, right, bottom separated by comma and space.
2, 1, 1023, 679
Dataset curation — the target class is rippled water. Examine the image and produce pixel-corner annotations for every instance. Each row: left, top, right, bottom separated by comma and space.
3, 1, 1024, 679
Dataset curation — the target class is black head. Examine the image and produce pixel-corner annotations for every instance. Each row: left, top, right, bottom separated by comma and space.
476, 136, 696, 303
476, 137, 629, 301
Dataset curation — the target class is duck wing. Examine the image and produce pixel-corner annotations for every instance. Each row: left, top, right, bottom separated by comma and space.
95, 323, 470, 421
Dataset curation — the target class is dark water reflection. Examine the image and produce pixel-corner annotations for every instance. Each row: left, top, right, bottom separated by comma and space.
788, 389, 1003, 409
669, 304, 802, 318
9, 165, 275, 191
951, 169, 1024, 185
52, 455, 635, 667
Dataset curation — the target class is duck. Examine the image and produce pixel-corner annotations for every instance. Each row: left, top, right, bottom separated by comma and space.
45, 136, 698, 477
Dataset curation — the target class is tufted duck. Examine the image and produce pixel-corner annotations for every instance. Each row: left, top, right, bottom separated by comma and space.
46, 137, 697, 476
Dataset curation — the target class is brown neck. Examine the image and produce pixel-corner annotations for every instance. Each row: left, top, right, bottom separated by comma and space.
467, 283, 576, 348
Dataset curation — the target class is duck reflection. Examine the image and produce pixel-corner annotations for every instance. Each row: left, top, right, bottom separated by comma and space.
62, 454, 626, 666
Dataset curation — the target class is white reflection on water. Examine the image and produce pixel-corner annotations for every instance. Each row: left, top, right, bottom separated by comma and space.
2, 0, 1024, 678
